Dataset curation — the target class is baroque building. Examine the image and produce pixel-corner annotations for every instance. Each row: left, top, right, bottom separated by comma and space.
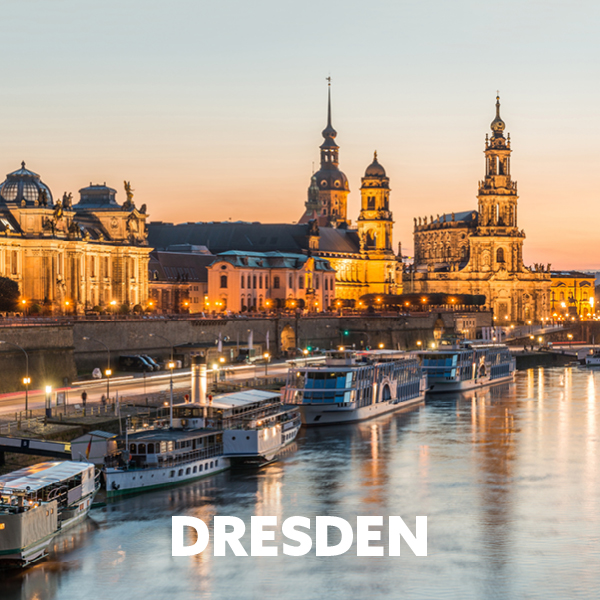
149, 86, 402, 304
409, 97, 551, 323
0, 163, 151, 313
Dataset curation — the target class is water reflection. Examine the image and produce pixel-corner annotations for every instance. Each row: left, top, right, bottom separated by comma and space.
1, 368, 599, 599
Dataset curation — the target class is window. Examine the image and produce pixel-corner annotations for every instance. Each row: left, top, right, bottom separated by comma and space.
170, 470, 175, 478
496, 248, 505, 263
210, 461, 214, 468
259, 275, 263, 289
186, 467, 191, 475
147, 443, 155, 454
241, 275, 245, 288
130, 444, 137, 454
299, 276, 304, 289
289, 275, 293, 288
220, 275, 228, 288
193, 466, 197, 473
199, 464, 203, 471
325, 278, 328, 291
178, 469, 183, 476
315, 276, 319, 290
253, 275, 257, 288
273, 276, 280, 289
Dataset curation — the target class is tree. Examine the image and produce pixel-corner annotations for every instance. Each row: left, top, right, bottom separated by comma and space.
0, 277, 20, 311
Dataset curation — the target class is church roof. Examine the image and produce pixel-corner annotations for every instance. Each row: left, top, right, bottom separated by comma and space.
0, 162, 54, 207
148, 221, 362, 257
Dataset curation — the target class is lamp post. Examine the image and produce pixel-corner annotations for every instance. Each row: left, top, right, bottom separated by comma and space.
45, 385, 52, 418
0, 340, 30, 412
149, 333, 175, 427
82, 336, 111, 400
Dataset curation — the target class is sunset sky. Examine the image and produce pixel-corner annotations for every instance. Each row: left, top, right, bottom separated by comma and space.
1, 0, 598, 269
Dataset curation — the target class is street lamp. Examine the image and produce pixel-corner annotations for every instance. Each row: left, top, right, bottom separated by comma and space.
378, 343, 384, 349
82, 336, 110, 400
263, 352, 270, 376
167, 360, 175, 427
0, 340, 30, 412
45, 385, 52, 418
416, 340, 422, 349
149, 333, 174, 362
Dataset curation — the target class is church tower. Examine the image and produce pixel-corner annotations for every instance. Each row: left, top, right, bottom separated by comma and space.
299, 81, 349, 228
357, 152, 398, 294
357, 152, 394, 254
470, 96, 525, 274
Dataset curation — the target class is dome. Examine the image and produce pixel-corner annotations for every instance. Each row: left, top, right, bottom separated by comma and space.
0, 162, 53, 207
313, 168, 349, 192
364, 152, 386, 177
75, 183, 119, 209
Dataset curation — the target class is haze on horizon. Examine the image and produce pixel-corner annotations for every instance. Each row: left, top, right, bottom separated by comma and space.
0, 0, 598, 270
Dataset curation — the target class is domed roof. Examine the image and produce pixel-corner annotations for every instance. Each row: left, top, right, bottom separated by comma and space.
0, 162, 53, 207
490, 96, 505, 135
364, 151, 386, 177
313, 168, 349, 192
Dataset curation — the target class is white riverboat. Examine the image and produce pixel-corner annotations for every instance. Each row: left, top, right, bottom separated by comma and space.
104, 390, 301, 497
415, 341, 516, 393
584, 349, 600, 366
0, 461, 98, 567
282, 350, 426, 426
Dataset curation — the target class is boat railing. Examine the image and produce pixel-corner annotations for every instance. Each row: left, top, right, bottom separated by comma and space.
105, 444, 223, 471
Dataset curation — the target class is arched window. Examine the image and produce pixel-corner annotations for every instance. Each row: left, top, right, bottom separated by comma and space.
147, 443, 155, 454
273, 276, 280, 289
298, 275, 304, 289
220, 275, 228, 288
259, 275, 263, 289
496, 248, 505, 263
241, 275, 245, 288
289, 275, 293, 288
366, 231, 376, 249
130, 443, 137, 454
138, 444, 146, 454
253, 275, 257, 289
367, 196, 375, 210
315, 275, 319, 290
325, 278, 328, 291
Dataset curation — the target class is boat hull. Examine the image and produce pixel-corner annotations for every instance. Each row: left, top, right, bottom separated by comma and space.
427, 372, 515, 393
105, 456, 230, 498
300, 393, 425, 426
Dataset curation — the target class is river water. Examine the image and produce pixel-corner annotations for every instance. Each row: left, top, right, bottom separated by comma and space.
2, 367, 599, 600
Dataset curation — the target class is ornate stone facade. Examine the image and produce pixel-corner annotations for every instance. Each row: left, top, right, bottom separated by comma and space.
298, 85, 401, 300
409, 98, 551, 323
0, 164, 151, 313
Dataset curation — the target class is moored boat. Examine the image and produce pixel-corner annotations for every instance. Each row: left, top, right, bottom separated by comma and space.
0, 461, 98, 567
104, 389, 300, 497
282, 350, 426, 426
415, 341, 516, 393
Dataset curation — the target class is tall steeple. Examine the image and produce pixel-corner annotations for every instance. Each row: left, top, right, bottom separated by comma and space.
477, 94, 519, 230
299, 79, 350, 228
472, 94, 525, 275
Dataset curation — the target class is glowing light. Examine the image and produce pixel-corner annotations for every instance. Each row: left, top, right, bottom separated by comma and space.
45, 385, 52, 394
105, 369, 112, 376
168, 362, 175, 370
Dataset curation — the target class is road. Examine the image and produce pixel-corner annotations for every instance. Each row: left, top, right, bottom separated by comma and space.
0, 360, 305, 416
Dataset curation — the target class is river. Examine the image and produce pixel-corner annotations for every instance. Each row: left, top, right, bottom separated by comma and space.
2, 367, 599, 600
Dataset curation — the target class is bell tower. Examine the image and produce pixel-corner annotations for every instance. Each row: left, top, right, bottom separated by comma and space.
299, 80, 350, 228
357, 152, 394, 255
477, 95, 520, 232
470, 95, 525, 274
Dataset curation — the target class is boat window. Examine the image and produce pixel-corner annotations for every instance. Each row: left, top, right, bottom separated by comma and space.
130, 443, 137, 454
193, 466, 197, 473
186, 468, 191, 475
199, 464, 203, 471
138, 444, 146, 454
178, 469, 183, 476
215, 460, 218, 467
210, 461, 214, 468
147, 443, 155, 454
170, 470, 175, 478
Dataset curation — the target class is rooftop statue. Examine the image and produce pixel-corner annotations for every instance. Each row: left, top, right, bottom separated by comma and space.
123, 180, 135, 209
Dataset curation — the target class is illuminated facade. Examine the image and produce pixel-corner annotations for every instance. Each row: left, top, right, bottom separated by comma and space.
410, 98, 551, 323
298, 85, 401, 300
550, 271, 595, 319
206, 251, 336, 312
0, 164, 151, 313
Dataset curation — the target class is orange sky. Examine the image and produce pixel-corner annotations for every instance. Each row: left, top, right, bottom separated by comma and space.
0, 1, 598, 270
